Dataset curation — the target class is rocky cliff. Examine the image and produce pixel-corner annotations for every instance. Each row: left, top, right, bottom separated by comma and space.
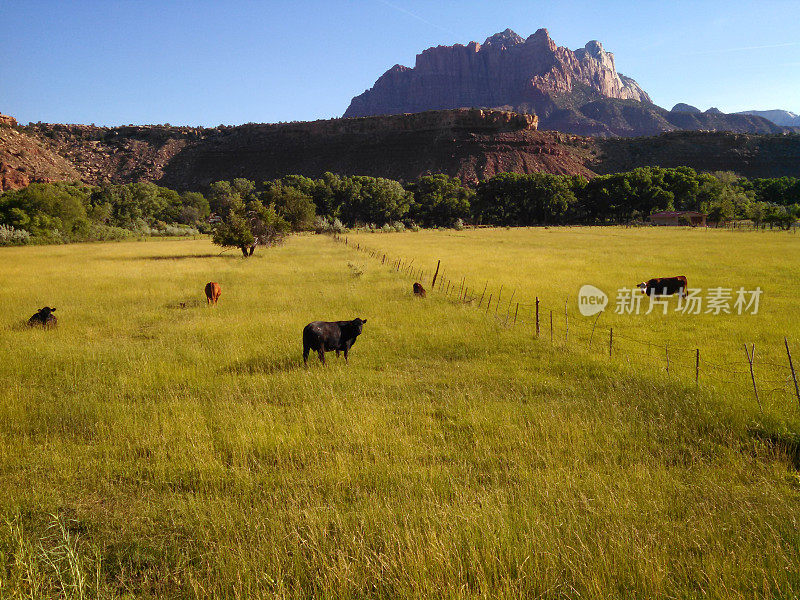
20, 109, 592, 189
2, 109, 798, 193
344, 29, 791, 137
346, 29, 649, 122
0, 122, 80, 191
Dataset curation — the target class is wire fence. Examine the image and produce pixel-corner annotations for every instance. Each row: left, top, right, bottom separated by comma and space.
334, 234, 800, 416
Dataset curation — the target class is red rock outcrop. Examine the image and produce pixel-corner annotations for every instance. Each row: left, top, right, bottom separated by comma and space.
0, 113, 17, 127
0, 126, 80, 191
343, 29, 792, 137
4, 109, 797, 193
345, 29, 650, 120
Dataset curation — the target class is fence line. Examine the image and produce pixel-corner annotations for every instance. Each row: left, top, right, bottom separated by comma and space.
334, 234, 799, 414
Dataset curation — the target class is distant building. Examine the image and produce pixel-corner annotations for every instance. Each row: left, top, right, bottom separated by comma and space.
649, 211, 707, 227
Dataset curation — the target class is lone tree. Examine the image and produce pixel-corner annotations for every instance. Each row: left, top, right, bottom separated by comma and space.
211, 198, 289, 257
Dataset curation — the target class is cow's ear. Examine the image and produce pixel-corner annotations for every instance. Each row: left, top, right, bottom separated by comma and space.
362, 318, 367, 324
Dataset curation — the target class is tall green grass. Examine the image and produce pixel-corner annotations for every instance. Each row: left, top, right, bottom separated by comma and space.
0, 234, 798, 599
347, 227, 800, 415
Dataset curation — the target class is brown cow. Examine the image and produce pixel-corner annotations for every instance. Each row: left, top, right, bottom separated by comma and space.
413, 282, 426, 298
205, 282, 222, 305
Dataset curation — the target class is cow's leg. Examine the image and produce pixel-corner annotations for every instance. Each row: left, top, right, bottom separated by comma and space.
303, 345, 310, 367
343, 346, 349, 364
336, 350, 340, 358
318, 343, 326, 365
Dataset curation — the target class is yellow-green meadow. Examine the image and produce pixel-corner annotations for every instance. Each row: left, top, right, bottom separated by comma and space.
1, 230, 799, 599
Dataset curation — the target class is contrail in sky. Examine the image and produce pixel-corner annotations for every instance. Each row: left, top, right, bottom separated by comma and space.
684, 41, 800, 55
376, 0, 457, 36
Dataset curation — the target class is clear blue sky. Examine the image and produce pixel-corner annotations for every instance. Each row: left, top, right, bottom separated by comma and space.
1, 0, 798, 126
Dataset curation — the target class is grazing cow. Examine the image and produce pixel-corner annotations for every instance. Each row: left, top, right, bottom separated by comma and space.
637, 276, 688, 298
413, 282, 426, 298
205, 282, 221, 305
28, 307, 57, 328
303, 318, 367, 366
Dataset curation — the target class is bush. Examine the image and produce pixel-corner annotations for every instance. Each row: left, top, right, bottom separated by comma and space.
313, 216, 347, 234
330, 218, 346, 234
453, 218, 465, 231
0, 224, 30, 245
381, 223, 394, 233
391, 221, 406, 232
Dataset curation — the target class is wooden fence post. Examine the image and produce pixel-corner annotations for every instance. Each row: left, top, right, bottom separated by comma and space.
550, 311, 553, 344
695, 349, 700, 385
564, 299, 568, 344
486, 294, 492, 315
786, 337, 800, 409
495, 286, 502, 318
744, 343, 761, 412
431, 260, 441, 288
459, 277, 465, 300
535, 297, 540, 338
479, 282, 487, 308
513, 302, 519, 326
665, 344, 669, 374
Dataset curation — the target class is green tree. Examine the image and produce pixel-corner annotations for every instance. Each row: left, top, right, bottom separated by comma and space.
211, 198, 289, 257
338, 176, 412, 226
262, 184, 316, 230
408, 175, 472, 227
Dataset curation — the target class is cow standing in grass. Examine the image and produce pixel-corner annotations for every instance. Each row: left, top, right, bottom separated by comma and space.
637, 276, 688, 298
205, 282, 222, 305
303, 318, 367, 366
413, 282, 426, 298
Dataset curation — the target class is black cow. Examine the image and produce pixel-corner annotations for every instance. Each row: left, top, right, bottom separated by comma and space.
413, 282, 426, 298
303, 318, 366, 366
28, 306, 57, 328
637, 276, 688, 298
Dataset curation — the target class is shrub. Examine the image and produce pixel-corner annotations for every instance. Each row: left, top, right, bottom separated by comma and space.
330, 218, 346, 234
453, 218, 465, 231
313, 216, 347, 234
0, 224, 30, 245
391, 221, 406, 232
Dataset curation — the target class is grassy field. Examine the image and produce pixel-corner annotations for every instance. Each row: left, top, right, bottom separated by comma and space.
1, 231, 799, 599
346, 227, 800, 414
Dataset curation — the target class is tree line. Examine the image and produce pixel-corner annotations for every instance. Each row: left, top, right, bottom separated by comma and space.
1, 168, 798, 248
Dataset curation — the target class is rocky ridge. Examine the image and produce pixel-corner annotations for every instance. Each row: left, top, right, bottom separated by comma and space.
1, 109, 798, 193
344, 29, 792, 137
345, 29, 650, 123
0, 121, 80, 192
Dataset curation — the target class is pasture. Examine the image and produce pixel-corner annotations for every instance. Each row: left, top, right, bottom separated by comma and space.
346, 227, 800, 413
0, 230, 799, 599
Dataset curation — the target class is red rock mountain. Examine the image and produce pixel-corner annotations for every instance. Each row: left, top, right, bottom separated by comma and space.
345, 29, 649, 118
344, 29, 787, 137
